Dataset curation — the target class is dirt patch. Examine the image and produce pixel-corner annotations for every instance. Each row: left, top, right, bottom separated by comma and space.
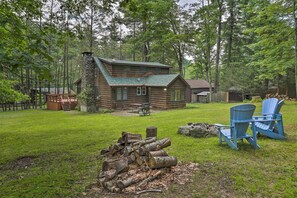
111, 110, 161, 117
1, 156, 35, 170
83, 162, 236, 198
84, 162, 199, 197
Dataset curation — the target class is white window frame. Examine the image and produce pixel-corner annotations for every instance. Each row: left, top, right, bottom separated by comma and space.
136, 87, 142, 96
142, 87, 147, 95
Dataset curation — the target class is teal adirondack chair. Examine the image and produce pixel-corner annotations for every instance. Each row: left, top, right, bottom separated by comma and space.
216, 104, 259, 150
261, 98, 279, 116
253, 100, 285, 139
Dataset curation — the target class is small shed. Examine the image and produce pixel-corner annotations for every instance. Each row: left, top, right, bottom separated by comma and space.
185, 79, 213, 103
197, 91, 210, 103
228, 87, 243, 102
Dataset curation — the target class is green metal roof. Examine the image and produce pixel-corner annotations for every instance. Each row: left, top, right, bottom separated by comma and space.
145, 74, 179, 87
98, 57, 171, 68
94, 57, 179, 87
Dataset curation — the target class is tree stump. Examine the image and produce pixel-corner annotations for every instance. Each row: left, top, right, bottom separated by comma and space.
146, 126, 157, 138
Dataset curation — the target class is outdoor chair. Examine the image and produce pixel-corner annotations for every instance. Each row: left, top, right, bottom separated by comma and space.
215, 104, 259, 150
138, 103, 151, 116
261, 98, 279, 116
253, 99, 285, 139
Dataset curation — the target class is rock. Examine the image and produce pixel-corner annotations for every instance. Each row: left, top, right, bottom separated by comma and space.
178, 123, 218, 138
177, 126, 191, 136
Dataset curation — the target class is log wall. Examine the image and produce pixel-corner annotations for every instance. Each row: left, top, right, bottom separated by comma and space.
166, 78, 187, 109
149, 87, 167, 109
111, 87, 149, 109
98, 72, 112, 108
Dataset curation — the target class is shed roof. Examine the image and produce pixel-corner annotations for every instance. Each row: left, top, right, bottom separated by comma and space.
94, 57, 182, 87
197, 91, 210, 96
186, 79, 212, 89
98, 57, 171, 68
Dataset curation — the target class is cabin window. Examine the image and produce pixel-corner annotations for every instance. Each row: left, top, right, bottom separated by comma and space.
136, 87, 141, 96
124, 66, 130, 72
116, 87, 128, 100
170, 89, 185, 101
142, 87, 146, 95
137, 87, 146, 96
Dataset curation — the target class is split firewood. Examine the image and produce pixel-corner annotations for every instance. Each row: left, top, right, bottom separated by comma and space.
118, 137, 124, 145
102, 159, 117, 171
139, 138, 171, 155
123, 146, 133, 156
116, 178, 135, 189
122, 132, 142, 145
102, 157, 129, 173
99, 148, 109, 156
137, 169, 165, 188
104, 181, 120, 193
104, 169, 117, 180
133, 137, 157, 147
148, 156, 177, 169
127, 154, 136, 164
114, 157, 129, 174
148, 150, 168, 159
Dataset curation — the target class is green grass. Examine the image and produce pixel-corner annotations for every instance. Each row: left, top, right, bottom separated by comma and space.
0, 102, 297, 197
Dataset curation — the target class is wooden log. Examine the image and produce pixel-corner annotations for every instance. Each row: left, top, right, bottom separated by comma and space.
99, 148, 109, 156
139, 138, 171, 155
102, 157, 128, 172
116, 178, 135, 189
148, 156, 177, 169
138, 170, 165, 187
122, 132, 142, 145
104, 169, 117, 180
132, 137, 157, 147
136, 189, 162, 195
127, 154, 136, 164
102, 159, 117, 171
115, 157, 129, 174
123, 145, 133, 156
148, 150, 168, 159
146, 126, 157, 138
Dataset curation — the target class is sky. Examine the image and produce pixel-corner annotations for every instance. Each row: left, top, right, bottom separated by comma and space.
179, 0, 197, 6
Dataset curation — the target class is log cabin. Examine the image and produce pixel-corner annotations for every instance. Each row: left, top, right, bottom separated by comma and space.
76, 52, 189, 112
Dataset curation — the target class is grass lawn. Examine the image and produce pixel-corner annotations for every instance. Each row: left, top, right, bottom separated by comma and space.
0, 102, 296, 197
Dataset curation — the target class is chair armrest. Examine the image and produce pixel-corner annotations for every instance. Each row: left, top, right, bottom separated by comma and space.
214, 124, 230, 129
254, 118, 278, 122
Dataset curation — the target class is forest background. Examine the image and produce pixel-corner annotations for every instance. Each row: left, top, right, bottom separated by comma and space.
1, 0, 297, 103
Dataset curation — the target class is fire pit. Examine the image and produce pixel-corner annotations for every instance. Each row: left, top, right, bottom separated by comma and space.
98, 131, 178, 193
178, 123, 218, 138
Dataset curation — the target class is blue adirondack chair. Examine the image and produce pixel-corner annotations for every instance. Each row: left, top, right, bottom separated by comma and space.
216, 104, 259, 150
261, 98, 279, 116
253, 100, 285, 139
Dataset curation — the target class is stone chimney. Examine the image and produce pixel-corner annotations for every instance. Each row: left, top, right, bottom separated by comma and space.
80, 52, 97, 112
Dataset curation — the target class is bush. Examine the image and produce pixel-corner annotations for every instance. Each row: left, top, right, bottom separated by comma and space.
251, 96, 262, 103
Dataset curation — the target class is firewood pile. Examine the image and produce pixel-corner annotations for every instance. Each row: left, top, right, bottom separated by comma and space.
266, 93, 294, 100
98, 131, 178, 194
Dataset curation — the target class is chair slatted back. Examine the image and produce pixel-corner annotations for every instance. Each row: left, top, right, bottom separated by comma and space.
262, 98, 279, 116
230, 104, 256, 138
267, 99, 284, 129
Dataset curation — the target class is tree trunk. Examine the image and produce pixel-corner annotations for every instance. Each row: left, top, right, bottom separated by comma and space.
133, 22, 136, 61
294, 0, 297, 100
214, 0, 223, 93
227, 0, 234, 69
90, 0, 94, 52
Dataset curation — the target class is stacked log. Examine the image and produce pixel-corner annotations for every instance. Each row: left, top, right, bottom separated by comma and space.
265, 93, 294, 101
98, 132, 177, 193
